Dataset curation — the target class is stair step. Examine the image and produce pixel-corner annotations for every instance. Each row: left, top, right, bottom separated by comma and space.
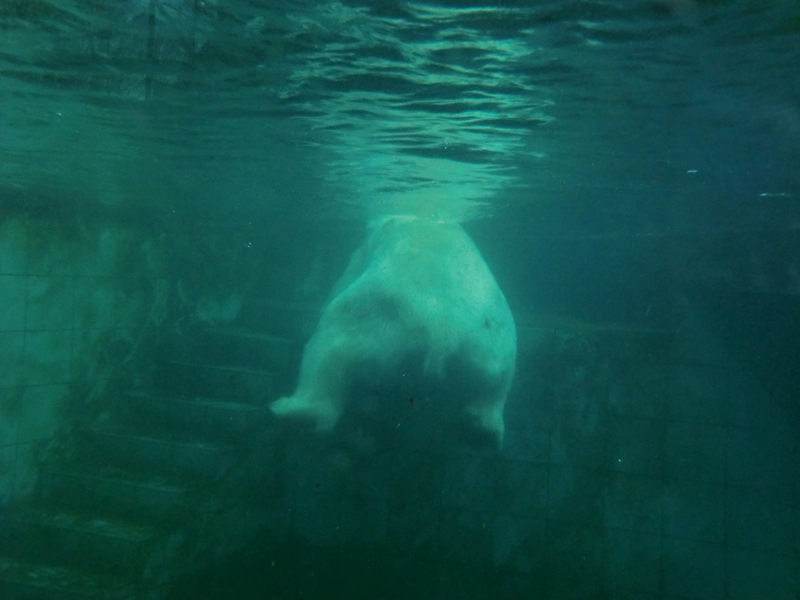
0, 509, 162, 580
76, 428, 235, 483
184, 325, 301, 370
205, 327, 302, 373
236, 299, 321, 338
0, 557, 135, 600
121, 392, 272, 441
38, 467, 193, 524
153, 361, 277, 403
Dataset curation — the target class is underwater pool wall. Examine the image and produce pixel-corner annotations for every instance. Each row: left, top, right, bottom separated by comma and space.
0, 211, 169, 506
194, 302, 799, 600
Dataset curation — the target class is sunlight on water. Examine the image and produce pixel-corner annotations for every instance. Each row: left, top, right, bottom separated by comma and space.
279, 1, 555, 220
0, 0, 797, 224
0, 0, 560, 220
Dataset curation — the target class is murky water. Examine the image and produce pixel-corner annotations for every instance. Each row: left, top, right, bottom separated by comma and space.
2, 3, 800, 599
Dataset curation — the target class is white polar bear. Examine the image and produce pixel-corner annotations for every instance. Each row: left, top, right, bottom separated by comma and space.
270, 215, 516, 449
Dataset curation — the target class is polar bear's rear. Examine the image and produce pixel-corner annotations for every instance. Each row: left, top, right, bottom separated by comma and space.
270, 216, 516, 449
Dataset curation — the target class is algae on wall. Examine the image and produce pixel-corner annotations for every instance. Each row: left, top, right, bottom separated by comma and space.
0, 206, 169, 505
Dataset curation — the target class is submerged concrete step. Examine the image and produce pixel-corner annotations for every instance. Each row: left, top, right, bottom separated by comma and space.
0, 508, 166, 580
153, 361, 277, 404
190, 326, 301, 373
76, 428, 235, 484
120, 391, 272, 442
0, 556, 135, 600
38, 467, 193, 525
235, 299, 320, 339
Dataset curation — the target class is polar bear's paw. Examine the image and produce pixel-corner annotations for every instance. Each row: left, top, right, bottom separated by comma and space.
462, 404, 505, 450
270, 395, 342, 433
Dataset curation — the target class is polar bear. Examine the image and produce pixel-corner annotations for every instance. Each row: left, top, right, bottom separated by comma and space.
270, 215, 516, 449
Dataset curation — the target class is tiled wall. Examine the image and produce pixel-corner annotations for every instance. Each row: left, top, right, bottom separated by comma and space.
0, 215, 168, 506
272, 311, 799, 599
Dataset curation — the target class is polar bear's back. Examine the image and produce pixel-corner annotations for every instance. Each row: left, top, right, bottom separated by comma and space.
330, 216, 516, 379
367, 216, 503, 308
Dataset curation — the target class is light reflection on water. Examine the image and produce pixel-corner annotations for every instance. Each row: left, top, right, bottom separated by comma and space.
0, 1, 798, 223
